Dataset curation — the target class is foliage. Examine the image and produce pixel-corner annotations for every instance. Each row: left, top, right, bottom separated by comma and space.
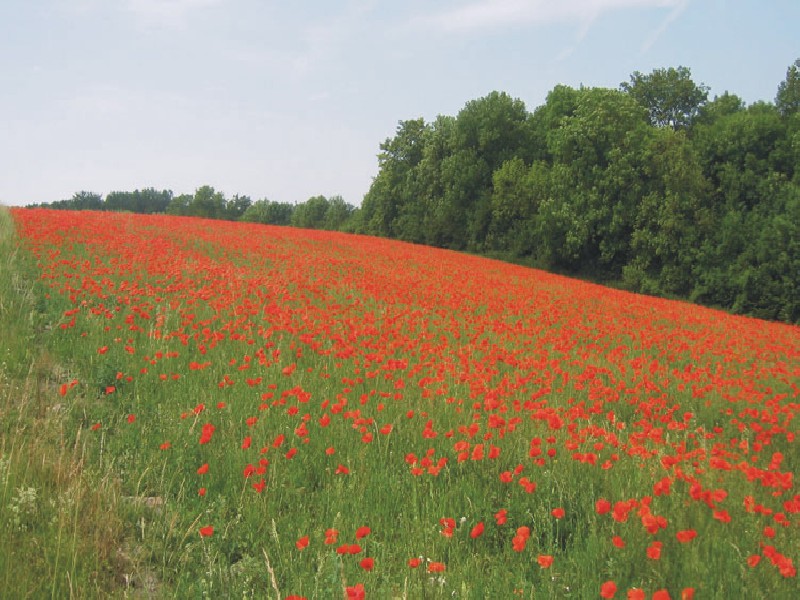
360, 60, 800, 323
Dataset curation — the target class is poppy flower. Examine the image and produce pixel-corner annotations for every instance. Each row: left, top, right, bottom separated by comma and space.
296, 536, 309, 550
408, 557, 421, 568
552, 507, 565, 519
600, 580, 617, 598
537, 555, 553, 568
199, 525, 214, 538
355, 526, 371, 539
470, 522, 485, 538
359, 557, 374, 571
676, 529, 697, 543
345, 583, 365, 599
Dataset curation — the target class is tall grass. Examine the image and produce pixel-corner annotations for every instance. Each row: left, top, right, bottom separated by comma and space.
0, 207, 130, 598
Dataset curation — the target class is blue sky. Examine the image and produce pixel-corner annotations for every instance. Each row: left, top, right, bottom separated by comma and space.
1, 0, 798, 207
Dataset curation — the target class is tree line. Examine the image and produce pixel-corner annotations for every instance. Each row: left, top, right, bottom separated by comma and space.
27, 187, 357, 232
28, 60, 799, 322
353, 61, 800, 323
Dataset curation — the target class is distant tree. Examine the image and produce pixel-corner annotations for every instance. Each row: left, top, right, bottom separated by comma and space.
225, 194, 252, 220
241, 199, 294, 225
105, 188, 172, 213
291, 195, 329, 229
323, 195, 355, 230
166, 194, 193, 216
620, 66, 709, 129
776, 58, 800, 117
64, 191, 104, 210
189, 185, 226, 219
360, 118, 429, 237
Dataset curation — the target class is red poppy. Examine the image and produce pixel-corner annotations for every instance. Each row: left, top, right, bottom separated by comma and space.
296, 536, 309, 550
470, 522, 485, 538
355, 526, 371, 539
537, 555, 553, 568
427, 561, 446, 573
359, 557, 374, 571
600, 580, 617, 598
676, 529, 697, 543
408, 557, 421, 568
552, 507, 565, 519
199, 526, 214, 538
596, 499, 611, 515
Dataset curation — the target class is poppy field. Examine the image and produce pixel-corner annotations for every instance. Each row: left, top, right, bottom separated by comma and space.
2, 208, 798, 598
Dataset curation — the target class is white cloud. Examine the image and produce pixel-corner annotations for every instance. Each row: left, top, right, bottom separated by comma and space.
421, 0, 685, 33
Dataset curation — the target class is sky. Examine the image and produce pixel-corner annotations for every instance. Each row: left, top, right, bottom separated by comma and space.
1, 0, 798, 208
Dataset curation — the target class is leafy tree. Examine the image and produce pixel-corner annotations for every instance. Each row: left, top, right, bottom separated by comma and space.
322, 195, 355, 230
776, 58, 800, 117
166, 194, 193, 216
241, 200, 294, 225
189, 185, 226, 219
620, 66, 709, 129
224, 194, 252, 221
360, 118, 429, 237
291, 195, 329, 229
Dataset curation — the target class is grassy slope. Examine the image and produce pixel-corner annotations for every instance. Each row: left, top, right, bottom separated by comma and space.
2, 208, 798, 599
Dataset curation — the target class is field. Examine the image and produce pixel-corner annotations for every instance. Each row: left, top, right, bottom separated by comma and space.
1, 208, 797, 598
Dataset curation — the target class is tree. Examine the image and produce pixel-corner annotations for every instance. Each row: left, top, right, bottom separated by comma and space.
241, 199, 294, 225
224, 194, 252, 221
322, 195, 355, 230
166, 194, 192, 216
620, 66, 709, 129
189, 185, 226, 219
69, 191, 103, 210
291, 195, 329, 229
776, 58, 800, 117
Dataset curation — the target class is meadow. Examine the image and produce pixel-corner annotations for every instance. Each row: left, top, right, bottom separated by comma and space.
0, 207, 797, 598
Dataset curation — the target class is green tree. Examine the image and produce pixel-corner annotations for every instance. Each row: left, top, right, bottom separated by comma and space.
776, 58, 800, 117
291, 195, 329, 229
188, 185, 226, 219
225, 194, 252, 221
620, 66, 709, 129
322, 195, 355, 230
166, 194, 192, 216
241, 199, 294, 225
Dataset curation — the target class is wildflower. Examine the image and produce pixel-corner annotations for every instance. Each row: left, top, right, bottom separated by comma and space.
596, 498, 611, 515
676, 529, 697, 543
199, 525, 214, 538
360, 557, 374, 571
470, 522, 485, 538
600, 580, 617, 598
427, 561, 446, 573
537, 555, 553, 568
